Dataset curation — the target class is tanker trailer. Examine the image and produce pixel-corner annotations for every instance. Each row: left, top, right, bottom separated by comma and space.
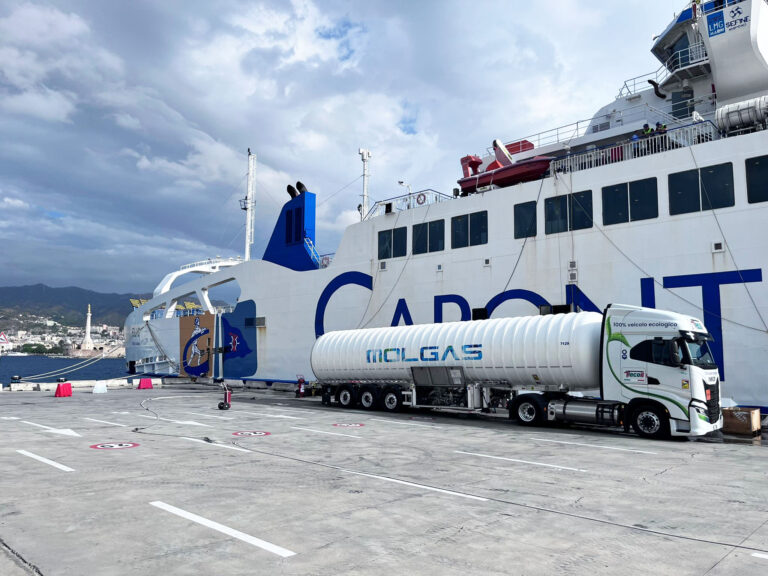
310, 303, 723, 439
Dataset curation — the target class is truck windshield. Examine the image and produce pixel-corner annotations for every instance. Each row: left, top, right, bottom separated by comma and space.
684, 338, 718, 370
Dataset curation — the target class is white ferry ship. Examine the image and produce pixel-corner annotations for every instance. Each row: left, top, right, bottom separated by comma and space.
125, 0, 768, 412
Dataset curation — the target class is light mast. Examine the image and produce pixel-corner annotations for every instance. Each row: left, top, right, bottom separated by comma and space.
359, 148, 371, 220
241, 149, 257, 260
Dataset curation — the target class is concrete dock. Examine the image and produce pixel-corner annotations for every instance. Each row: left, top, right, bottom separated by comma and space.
1, 388, 767, 575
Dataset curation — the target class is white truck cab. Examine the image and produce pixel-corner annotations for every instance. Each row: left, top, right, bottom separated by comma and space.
602, 304, 723, 438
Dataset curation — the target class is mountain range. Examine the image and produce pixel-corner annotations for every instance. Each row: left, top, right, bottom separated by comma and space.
0, 284, 150, 328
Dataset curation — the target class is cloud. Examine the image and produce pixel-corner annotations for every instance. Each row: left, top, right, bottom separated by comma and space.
0, 0, 679, 292
0, 87, 76, 122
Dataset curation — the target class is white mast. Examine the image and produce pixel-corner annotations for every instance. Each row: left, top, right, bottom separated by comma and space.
359, 148, 371, 220
244, 149, 257, 260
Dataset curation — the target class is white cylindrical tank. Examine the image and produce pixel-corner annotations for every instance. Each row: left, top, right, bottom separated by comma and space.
311, 312, 603, 390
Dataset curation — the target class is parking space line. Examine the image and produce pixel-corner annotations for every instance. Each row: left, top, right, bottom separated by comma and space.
16, 450, 74, 472
291, 426, 361, 439
84, 418, 127, 427
135, 414, 212, 427
455, 450, 587, 472
531, 437, 656, 455
150, 501, 296, 558
182, 412, 234, 420
753, 552, 768, 560
340, 468, 488, 501
181, 437, 252, 452
370, 418, 441, 429
240, 411, 304, 420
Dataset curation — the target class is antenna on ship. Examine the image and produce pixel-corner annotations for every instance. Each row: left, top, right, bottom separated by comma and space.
359, 148, 371, 220
240, 148, 257, 260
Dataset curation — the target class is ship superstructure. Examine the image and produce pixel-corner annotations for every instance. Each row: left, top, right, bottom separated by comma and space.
126, 0, 768, 410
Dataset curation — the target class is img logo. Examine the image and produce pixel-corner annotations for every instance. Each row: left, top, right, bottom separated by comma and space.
367, 344, 483, 364
708, 11, 725, 37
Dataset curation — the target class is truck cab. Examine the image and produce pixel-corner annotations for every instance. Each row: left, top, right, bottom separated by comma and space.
601, 304, 723, 438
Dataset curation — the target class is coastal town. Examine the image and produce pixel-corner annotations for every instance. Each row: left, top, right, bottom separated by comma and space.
0, 305, 124, 358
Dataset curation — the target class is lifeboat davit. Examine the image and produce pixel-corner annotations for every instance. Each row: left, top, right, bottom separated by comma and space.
458, 139, 552, 194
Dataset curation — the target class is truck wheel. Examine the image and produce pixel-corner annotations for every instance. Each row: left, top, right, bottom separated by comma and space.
514, 395, 545, 426
381, 388, 402, 412
359, 387, 377, 410
337, 385, 355, 408
631, 405, 670, 440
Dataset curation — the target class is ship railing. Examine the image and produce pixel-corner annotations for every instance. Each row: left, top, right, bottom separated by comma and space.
549, 120, 719, 175
365, 189, 453, 220
304, 236, 321, 268
179, 257, 241, 271
619, 42, 709, 97
701, 0, 745, 15
485, 98, 707, 155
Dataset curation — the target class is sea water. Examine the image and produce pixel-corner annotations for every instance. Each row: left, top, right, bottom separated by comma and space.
0, 355, 128, 385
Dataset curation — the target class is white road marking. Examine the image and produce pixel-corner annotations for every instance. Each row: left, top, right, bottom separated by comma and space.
370, 418, 440, 429
136, 414, 212, 427
240, 411, 304, 420
455, 450, 587, 472
531, 437, 657, 455
149, 501, 296, 558
753, 552, 768, 560
291, 426, 361, 439
84, 418, 127, 427
16, 450, 74, 472
1, 417, 20, 420
112, 411, 131, 414
182, 412, 234, 420
339, 468, 487, 501
267, 406, 316, 414
181, 437, 251, 453
20, 420, 81, 437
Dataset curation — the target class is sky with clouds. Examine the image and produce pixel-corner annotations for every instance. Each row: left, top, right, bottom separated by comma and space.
0, 0, 682, 293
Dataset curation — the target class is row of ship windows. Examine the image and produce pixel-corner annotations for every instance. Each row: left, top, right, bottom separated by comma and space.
517, 156, 768, 238
378, 211, 488, 259
377, 156, 768, 258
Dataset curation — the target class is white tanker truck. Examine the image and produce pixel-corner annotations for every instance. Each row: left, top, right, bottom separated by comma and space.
310, 304, 723, 439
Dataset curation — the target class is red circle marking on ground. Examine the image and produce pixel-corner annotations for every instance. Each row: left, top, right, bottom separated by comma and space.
333, 423, 364, 428
90, 442, 140, 450
232, 431, 271, 437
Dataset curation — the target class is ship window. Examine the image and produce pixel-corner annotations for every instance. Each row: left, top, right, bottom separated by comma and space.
514, 201, 537, 239
379, 227, 406, 259
469, 211, 488, 246
668, 169, 700, 215
429, 219, 445, 252
393, 226, 407, 257
285, 209, 293, 243
414, 221, 443, 255
545, 196, 568, 234
413, 223, 428, 255
701, 163, 734, 210
602, 184, 629, 225
669, 164, 734, 215
746, 155, 768, 203
378, 230, 392, 259
294, 207, 303, 243
630, 178, 658, 221
569, 190, 593, 231
451, 214, 469, 248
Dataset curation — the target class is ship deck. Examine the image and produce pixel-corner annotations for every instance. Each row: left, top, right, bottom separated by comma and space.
1, 387, 767, 575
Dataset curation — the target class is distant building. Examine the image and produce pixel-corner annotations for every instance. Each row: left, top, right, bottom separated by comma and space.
81, 304, 94, 351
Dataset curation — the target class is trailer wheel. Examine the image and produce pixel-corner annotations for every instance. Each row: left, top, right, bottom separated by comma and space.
337, 385, 355, 408
514, 395, 545, 426
631, 404, 670, 440
381, 387, 402, 412
359, 387, 377, 410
